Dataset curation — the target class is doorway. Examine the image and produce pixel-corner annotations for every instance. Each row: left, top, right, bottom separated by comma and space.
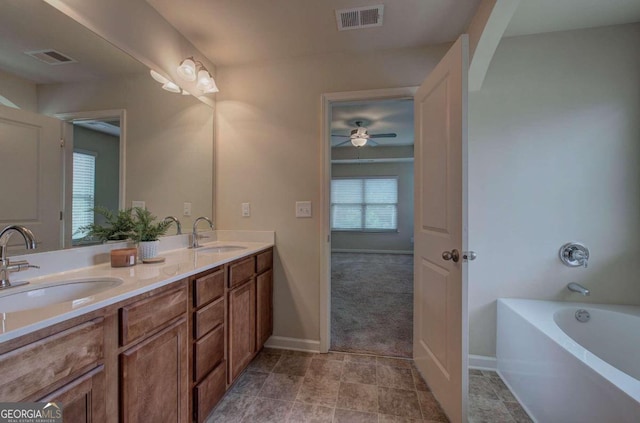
320, 88, 418, 357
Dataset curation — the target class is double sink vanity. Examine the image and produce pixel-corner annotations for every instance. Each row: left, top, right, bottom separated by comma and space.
0, 231, 274, 423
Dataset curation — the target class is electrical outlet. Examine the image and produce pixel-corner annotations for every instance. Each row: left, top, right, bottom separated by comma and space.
183, 202, 192, 216
295, 201, 312, 218
242, 202, 251, 217
132, 200, 145, 209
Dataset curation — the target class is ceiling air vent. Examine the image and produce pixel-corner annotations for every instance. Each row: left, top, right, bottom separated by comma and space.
336, 5, 384, 31
25, 49, 77, 65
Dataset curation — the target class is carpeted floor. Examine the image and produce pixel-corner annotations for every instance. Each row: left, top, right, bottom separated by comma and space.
331, 252, 413, 358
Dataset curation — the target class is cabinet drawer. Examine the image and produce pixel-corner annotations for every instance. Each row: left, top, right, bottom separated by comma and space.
229, 257, 255, 288
194, 361, 226, 423
0, 318, 103, 401
194, 297, 224, 339
256, 249, 273, 274
120, 286, 187, 346
194, 324, 224, 382
193, 268, 224, 308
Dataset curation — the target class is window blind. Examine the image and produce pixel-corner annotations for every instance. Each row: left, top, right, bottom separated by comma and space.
72, 151, 96, 239
331, 177, 398, 231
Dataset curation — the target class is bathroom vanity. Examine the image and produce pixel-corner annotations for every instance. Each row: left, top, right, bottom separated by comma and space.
0, 236, 273, 423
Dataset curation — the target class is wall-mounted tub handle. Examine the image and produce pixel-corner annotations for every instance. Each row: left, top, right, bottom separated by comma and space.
442, 249, 460, 263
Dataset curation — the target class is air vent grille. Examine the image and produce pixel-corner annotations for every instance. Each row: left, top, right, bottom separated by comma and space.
336, 5, 384, 31
25, 49, 77, 65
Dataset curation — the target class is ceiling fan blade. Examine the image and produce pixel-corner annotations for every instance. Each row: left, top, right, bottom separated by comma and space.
368, 140, 379, 146
333, 140, 353, 147
331, 134, 351, 138
369, 133, 397, 138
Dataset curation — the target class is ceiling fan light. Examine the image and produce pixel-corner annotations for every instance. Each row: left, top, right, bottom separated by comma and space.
351, 137, 367, 147
177, 57, 197, 81
356, 127, 368, 136
162, 81, 181, 93
150, 69, 169, 84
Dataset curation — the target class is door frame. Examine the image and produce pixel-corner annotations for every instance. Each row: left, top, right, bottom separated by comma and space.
55, 109, 127, 248
319, 87, 417, 353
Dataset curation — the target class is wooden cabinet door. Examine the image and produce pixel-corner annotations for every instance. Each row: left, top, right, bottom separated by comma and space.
256, 269, 273, 351
39, 365, 106, 423
228, 279, 256, 383
120, 318, 189, 423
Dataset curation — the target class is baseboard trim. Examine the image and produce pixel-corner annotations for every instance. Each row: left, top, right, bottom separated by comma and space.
264, 336, 321, 353
331, 249, 413, 255
469, 354, 497, 370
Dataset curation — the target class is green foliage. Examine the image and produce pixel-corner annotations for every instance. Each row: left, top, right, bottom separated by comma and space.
77, 206, 135, 242
131, 207, 171, 242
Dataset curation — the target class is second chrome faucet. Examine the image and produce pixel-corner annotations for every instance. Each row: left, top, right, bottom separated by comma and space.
191, 217, 214, 249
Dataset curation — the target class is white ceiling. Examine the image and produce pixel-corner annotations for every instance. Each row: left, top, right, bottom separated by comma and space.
0, 0, 146, 84
146, 0, 482, 66
331, 98, 414, 148
505, 0, 640, 37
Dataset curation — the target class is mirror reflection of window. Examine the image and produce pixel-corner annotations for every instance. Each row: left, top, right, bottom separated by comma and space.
72, 150, 96, 242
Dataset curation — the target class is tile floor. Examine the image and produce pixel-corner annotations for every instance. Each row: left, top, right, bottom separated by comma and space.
206, 349, 532, 423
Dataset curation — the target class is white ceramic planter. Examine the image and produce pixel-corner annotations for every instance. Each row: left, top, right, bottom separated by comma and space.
138, 240, 159, 260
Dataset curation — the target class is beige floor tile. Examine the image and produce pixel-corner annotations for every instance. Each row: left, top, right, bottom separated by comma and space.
336, 382, 378, 412
376, 365, 415, 390
287, 402, 335, 423
344, 353, 378, 365
229, 370, 269, 396
333, 408, 378, 423
377, 356, 413, 369
306, 358, 343, 381
273, 355, 313, 376
378, 387, 422, 419
242, 398, 292, 423
342, 362, 377, 385
296, 376, 341, 407
258, 373, 303, 401
206, 393, 254, 423
417, 391, 448, 422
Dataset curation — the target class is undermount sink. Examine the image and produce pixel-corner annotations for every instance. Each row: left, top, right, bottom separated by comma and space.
197, 245, 247, 254
0, 277, 123, 313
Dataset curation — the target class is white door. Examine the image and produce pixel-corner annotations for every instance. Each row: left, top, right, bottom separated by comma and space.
0, 105, 63, 253
413, 35, 469, 423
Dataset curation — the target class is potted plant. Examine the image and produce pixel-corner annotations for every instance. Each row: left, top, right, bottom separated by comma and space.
131, 207, 171, 260
77, 206, 135, 243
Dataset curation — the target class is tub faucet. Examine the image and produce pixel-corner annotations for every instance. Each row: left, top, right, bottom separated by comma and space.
0, 225, 39, 289
163, 216, 182, 235
191, 217, 213, 249
567, 282, 590, 296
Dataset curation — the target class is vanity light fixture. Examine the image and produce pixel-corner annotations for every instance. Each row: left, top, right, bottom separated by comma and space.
162, 81, 181, 93
177, 57, 219, 94
150, 69, 169, 84
177, 57, 197, 81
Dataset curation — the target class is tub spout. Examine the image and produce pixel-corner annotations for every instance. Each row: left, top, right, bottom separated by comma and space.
567, 282, 590, 296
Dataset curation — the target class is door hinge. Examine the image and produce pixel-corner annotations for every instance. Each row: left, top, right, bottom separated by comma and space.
327, 234, 331, 243
60, 138, 65, 148
60, 211, 63, 220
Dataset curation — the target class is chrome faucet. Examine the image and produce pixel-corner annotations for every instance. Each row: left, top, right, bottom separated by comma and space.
0, 225, 39, 289
191, 217, 213, 249
559, 243, 589, 268
163, 216, 182, 235
567, 282, 590, 296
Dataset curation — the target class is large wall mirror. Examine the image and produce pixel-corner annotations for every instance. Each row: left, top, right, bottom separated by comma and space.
0, 0, 214, 256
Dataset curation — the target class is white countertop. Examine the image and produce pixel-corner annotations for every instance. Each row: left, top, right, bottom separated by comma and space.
0, 234, 274, 344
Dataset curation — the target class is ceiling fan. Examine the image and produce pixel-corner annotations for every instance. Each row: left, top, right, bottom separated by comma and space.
332, 120, 397, 147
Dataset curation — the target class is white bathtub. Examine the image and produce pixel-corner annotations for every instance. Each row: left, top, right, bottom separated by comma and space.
497, 299, 640, 423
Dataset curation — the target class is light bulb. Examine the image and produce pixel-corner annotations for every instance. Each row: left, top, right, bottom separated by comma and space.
177, 58, 197, 82
351, 137, 367, 147
150, 69, 168, 84
202, 78, 219, 94
196, 69, 213, 91
161, 81, 181, 93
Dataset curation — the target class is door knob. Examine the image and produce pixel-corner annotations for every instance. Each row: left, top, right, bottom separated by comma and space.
463, 251, 477, 261
442, 249, 460, 263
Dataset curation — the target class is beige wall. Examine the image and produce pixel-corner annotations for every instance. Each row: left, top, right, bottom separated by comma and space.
38, 73, 214, 228
0, 69, 37, 112
216, 45, 448, 343
331, 161, 414, 252
469, 23, 640, 357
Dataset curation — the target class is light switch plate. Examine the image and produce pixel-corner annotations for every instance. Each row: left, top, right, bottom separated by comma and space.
242, 202, 251, 217
183, 202, 192, 216
296, 201, 312, 218
132, 200, 145, 209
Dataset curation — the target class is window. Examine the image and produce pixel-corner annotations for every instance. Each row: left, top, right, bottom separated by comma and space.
331, 177, 398, 231
72, 150, 96, 240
